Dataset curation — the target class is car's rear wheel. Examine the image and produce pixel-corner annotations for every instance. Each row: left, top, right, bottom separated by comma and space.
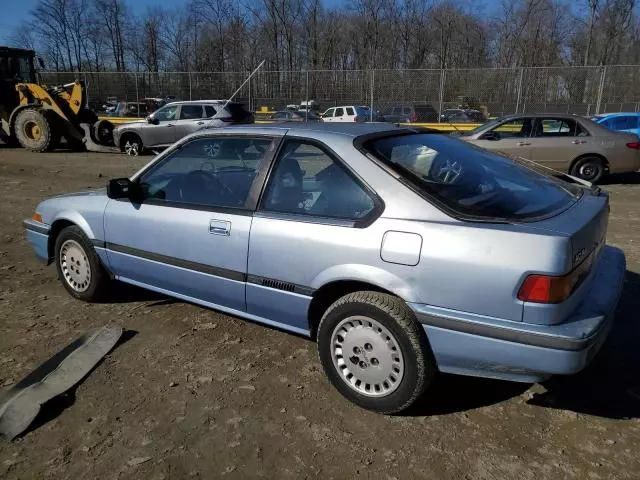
54, 226, 109, 301
120, 133, 143, 156
570, 156, 606, 183
317, 291, 435, 414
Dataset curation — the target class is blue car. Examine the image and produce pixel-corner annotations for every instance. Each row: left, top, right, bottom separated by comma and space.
592, 112, 640, 137
24, 123, 626, 413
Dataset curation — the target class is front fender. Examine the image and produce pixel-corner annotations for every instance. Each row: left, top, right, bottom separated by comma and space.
311, 264, 418, 302
50, 210, 97, 240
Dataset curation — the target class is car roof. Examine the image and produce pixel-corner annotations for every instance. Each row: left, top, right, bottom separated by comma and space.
594, 112, 640, 118
199, 122, 408, 138
165, 100, 229, 106
500, 113, 590, 119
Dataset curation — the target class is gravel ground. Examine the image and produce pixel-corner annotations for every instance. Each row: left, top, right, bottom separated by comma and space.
0, 146, 639, 480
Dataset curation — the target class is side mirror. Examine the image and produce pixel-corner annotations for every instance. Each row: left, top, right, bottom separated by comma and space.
481, 131, 500, 141
147, 115, 159, 125
107, 178, 133, 199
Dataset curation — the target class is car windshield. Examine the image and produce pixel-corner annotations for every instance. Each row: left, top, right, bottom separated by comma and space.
361, 133, 581, 222
460, 117, 503, 136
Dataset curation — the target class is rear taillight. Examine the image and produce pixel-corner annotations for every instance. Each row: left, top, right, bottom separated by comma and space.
408, 113, 418, 122
353, 116, 359, 122
517, 251, 595, 304
626, 141, 640, 149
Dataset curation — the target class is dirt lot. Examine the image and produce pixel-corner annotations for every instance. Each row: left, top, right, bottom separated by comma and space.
0, 146, 639, 480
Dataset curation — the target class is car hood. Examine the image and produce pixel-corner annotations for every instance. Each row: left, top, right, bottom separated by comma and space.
52, 188, 108, 199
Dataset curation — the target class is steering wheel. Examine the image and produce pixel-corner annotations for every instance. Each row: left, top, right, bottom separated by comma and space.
179, 170, 235, 202
430, 156, 464, 184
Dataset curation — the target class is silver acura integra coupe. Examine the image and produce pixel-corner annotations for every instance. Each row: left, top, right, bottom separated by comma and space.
24, 123, 626, 413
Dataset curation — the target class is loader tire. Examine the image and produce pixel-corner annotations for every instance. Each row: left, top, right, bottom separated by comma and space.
14, 108, 54, 152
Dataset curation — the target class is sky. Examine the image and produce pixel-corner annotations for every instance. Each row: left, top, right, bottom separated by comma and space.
0, 0, 500, 45
0, 0, 190, 43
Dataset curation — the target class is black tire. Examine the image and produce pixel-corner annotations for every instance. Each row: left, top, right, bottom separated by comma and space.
54, 226, 109, 302
14, 108, 54, 152
317, 291, 435, 414
94, 120, 114, 146
570, 156, 606, 183
120, 133, 143, 156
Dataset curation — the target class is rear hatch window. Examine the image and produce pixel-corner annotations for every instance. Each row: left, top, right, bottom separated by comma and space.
223, 103, 253, 123
361, 133, 582, 222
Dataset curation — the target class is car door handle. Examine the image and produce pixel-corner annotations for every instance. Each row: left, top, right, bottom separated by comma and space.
516, 141, 530, 146
209, 219, 231, 236
197, 121, 205, 125
571, 139, 586, 144
166, 124, 174, 127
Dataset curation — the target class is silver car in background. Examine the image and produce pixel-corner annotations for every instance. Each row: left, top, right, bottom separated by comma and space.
112, 100, 254, 155
24, 124, 626, 413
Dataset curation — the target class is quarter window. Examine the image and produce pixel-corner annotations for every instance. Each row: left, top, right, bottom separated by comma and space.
138, 137, 272, 209
261, 140, 375, 220
346, 107, 355, 116
204, 105, 217, 117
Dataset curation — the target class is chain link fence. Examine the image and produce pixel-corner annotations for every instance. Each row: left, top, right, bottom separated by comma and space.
40, 66, 640, 119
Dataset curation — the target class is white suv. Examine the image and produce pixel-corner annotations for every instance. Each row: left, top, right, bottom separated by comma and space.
320, 105, 369, 122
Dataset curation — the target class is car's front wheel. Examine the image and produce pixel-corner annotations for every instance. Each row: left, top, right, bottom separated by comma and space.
54, 226, 109, 301
120, 133, 143, 156
317, 291, 435, 414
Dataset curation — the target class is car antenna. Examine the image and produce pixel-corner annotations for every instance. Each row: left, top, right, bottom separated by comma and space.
223, 60, 266, 110
514, 155, 601, 193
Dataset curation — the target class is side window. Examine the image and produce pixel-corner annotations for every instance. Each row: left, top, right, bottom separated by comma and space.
489, 118, 532, 139
204, 105, 217, 117
536, 118, 577, 137
346, 107, 355, 116
154, 105, 178, 122
261, 140, 376, 220
324, 108, 334, 117
273, 112, 288, 120
612, 116, 635, 130
180, 105, 204, 120
334, 107, 344, 117
402, 106, 411, 115
138, 137, 272, 209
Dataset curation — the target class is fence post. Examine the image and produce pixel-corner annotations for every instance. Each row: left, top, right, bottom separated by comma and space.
134, 72, 140, 116
595, 65, 607, 115
305, 70, 310, 122
189, 71, 193, 101
370, 69, 375, 122
83, 72, 89, 107
515, 67, 524, 114
438, 69, 445, 122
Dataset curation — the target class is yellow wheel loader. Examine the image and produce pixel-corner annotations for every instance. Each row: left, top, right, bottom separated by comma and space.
0, 46, 114, 152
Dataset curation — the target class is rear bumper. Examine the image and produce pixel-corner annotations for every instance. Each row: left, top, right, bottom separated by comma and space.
23, 219, 50, 264
409, 245, 626, 383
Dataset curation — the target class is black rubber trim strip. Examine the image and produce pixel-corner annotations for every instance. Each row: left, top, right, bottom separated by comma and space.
247, 274, 315, 297
106, 242, 246, 282
416, 312, 599, 351
91, 239, 106, 248
23, 220, 50, 235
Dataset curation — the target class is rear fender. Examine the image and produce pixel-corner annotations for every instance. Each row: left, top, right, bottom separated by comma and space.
311, 264, 418, 302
